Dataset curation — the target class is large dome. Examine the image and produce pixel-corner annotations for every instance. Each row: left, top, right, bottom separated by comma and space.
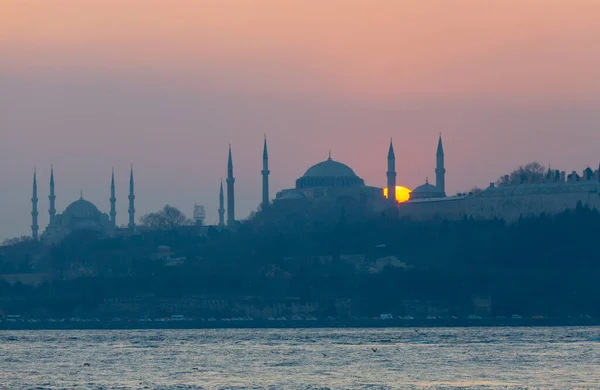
303, 157, 358, 178
296, 157, 365, 189
63, 198, 101, 218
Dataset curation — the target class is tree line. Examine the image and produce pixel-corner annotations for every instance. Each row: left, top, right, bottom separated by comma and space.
1, 202, 599, 318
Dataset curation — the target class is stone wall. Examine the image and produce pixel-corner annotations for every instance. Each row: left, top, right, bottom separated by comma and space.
398, 181, 600, 223
466, 182, 600, 222
398, 196, 466, 221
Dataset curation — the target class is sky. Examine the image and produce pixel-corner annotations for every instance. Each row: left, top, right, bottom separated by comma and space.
1, 0, 600, 240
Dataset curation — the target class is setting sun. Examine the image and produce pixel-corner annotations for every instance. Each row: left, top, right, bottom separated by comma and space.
383, 186, 412, 203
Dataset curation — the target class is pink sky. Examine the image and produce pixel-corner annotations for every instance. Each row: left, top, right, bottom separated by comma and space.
1, 0, 600, 239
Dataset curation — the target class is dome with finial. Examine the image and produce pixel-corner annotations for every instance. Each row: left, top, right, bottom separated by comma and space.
410, 178, 445, 200
63, 197, 102, 219
296, 153, 365, 189
302, 158, 358, 178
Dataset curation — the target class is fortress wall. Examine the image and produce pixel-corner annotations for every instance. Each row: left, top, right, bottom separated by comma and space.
398, 184, 600, 223
398, 197, 466, 221
467, 187, 600, 222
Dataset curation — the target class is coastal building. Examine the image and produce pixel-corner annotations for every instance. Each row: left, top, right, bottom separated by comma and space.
32, 166, 136, 243
262, 136, 270, 211
218, 134, 600, 225
217, 138, 396, 228
409, 135, 446, 201
218, 179, 225, 228
271, 150, 391, 217
398, 137, 600, 222
30, 135, 600, 242
226, 145, 236, 226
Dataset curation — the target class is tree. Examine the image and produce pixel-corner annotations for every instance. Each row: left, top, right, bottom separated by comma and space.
162, 205, 190, 228
139, 212, 165, 230
497, 162, 547, 186
2, 236, 34, 247
140, 205, 192, 230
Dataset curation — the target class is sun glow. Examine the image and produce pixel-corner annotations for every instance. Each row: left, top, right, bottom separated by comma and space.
383, 186, 412, 203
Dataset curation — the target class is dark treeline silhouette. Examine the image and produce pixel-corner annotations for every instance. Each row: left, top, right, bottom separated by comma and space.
1, 203, 599, 318
496, 162, 548, 186
139, 205, 193, 230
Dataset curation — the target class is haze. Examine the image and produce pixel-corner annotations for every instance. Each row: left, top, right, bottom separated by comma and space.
2, 0, 600, 240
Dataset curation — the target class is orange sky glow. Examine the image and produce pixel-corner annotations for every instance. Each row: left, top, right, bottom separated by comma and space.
1, 0, 600, 239
3, 1, 600, 101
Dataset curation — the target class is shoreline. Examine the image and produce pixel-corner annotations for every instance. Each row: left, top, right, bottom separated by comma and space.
1, 318, 598, 331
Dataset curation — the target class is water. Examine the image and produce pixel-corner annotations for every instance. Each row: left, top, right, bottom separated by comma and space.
1, 327, 599, 389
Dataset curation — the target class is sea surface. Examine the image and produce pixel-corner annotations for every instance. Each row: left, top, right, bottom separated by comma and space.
1, 327, 599, 389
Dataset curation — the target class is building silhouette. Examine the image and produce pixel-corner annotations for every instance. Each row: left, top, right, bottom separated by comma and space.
262, 135, 270, 211
218, 179, 225, 228
410, 134, 447, 200
31, 168, 39, 241
398, 136, 600, 222
29, 135, 600, 241
31, 166, 136, 242
387, 139, 397, 207
226, 145, 236, 226
128, 165, 136, 232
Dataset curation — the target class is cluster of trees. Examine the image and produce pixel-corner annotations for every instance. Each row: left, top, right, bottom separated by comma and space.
1, 202, 599, 318
2, 236, 33, 247
139, 205, 193, 230
454, 162, 550, 196
496, 162, 548, 186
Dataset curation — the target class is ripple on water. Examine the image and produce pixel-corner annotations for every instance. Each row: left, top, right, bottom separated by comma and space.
1, 327, 599, 389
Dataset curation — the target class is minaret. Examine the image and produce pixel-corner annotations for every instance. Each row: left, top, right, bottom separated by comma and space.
31, 168, 39, 240
110, 168, 117, 226
435, 133, 446, 195
226, 144, 235, 226
387, 139, 397, 206
218, 179, 225, 228
261, 135, 270, 210
49, 164, 56, 224
128, 164, 135, 231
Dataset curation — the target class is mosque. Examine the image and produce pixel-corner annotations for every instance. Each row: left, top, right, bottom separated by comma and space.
30, 132, 600, 242
270, 151, 389, 215
30, 135, 447, 241
216, 136, 447, 226
31, 166, 137, 243
216, 134, 600, 227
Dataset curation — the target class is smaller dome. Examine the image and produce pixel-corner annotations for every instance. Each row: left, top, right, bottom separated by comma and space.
412, 183, 441, 193
410, 181, 445, 200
